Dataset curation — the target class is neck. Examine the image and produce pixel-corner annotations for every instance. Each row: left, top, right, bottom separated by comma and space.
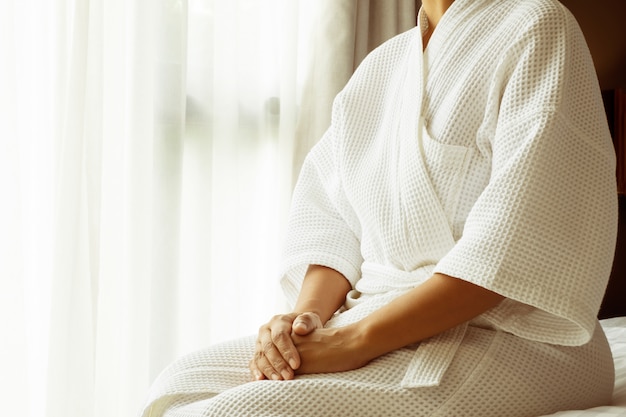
421, 0, 455, 29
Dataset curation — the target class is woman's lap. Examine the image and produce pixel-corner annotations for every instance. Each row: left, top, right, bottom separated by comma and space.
140, 325, 613, 417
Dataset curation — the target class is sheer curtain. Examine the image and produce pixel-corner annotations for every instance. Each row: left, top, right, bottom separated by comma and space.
1, 1, 313, 416
0, 1, 417, 416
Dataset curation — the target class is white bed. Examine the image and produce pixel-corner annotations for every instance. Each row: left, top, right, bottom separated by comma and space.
541, 317, 626, 416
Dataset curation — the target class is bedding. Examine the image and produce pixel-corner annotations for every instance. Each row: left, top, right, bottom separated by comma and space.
541, 317, 626, 416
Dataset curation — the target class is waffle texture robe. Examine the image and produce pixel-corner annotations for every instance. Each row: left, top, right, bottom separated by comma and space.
140, 0, 617, 415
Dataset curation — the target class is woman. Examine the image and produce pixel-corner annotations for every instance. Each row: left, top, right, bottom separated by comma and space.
140, 0, 617, 415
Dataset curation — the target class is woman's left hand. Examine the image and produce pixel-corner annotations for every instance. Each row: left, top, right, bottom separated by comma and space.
290, 324, 371, 375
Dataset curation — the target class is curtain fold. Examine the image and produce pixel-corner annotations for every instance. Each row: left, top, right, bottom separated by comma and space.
1, 1, 57, 416
45, 1, 184, 415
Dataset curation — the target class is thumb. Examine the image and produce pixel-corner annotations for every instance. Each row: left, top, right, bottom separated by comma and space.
292, 312, 322, 335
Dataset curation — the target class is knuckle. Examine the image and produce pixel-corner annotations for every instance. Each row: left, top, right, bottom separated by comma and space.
258, 357, 274, 372
270, 314, 284, 322
270, 356, 287, 371
254, 354, 271, 371
271, 330, 289, 343
260, 340, 274, 353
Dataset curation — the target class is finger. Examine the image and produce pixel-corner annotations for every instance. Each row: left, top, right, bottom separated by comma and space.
292, 312, 323, 336
252, 335, 281, 380
269, 329, 300, 374
292, 319, 310, 334
253, 325, 284, 380
254, 324, 296, 379
265, 314, 302, 370
254, 313, 302, 375
248, 358, 265, 381
256, 341, 293, 380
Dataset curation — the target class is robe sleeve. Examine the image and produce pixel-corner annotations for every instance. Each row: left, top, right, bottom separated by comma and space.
279, 97, 363, 308
434, 4, 618, 346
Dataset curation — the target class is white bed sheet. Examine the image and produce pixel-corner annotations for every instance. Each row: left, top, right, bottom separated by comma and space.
540, 317, 626, 416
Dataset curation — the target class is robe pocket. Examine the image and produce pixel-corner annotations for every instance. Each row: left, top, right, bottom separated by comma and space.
420, 129, 473, 233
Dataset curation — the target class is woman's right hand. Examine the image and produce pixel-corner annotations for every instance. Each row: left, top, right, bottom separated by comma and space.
249, 311, 323, 381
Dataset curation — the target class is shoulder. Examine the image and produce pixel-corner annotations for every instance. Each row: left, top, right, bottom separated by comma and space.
339, 27, 418, 98
495, 0, 580, 36
481, 0, 589, 82
360, 27, 418, 64
329, 27, 419, 132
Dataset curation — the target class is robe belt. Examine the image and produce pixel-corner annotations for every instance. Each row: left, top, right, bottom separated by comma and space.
400, 322, 468, 388
355, 262, 468, 388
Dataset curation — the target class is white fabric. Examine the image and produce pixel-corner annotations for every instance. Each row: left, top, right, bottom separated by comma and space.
137, 319, 626, 417
0, 1, 312, 417
540, 317, 626, 417
134, 317, 626, 417
139, 319, 615, 417
139, 0, 618, 416
281, 0, 616, 345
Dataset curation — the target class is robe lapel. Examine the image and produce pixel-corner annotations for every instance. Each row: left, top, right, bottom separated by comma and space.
393, 26, 457, 264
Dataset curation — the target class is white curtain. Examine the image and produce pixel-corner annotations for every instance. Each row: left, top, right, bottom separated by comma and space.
0, 0, 315, 416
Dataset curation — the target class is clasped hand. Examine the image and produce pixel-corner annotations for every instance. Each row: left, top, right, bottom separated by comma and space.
249, 312, 367, 381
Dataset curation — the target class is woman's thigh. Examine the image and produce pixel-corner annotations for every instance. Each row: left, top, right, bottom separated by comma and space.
144, 325, 614, 417
156, 327, 493, 417
140, 335, 257, 417
432, 323, 614, 417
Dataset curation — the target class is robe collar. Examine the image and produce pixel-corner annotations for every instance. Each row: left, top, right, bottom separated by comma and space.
418, 0, 492, 72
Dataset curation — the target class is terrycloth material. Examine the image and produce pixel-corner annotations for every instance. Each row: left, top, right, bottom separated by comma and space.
142, 324, 613, 417
139, 0, 617, 415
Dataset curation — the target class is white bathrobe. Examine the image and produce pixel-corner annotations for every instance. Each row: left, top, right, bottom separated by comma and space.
140, 0, 617, 416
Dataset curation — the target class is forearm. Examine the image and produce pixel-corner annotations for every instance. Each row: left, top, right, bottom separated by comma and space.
293, 264, 352, 324
354, 273, 504, 361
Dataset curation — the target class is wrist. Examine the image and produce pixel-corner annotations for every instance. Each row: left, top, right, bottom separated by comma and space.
341, 322, 378, 367
292, 265, 351, 324
292, 308, 322, 317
